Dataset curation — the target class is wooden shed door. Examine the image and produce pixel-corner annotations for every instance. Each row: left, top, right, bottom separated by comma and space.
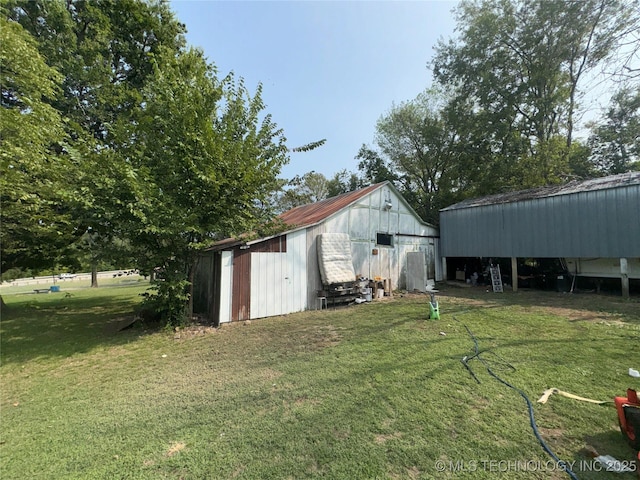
231, 248, 251, 321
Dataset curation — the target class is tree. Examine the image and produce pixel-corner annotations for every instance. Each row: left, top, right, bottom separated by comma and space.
374, 90, 463, 224
326, 169, 363, 197
588, 87, 640, 174
5, 0, 188, 284
431, 0, 638, 189
355, 144, 398, 186
0, 16, 72, 275
4, 1, 294, 323
274, 171, 331, 212
119, 50, 289, 323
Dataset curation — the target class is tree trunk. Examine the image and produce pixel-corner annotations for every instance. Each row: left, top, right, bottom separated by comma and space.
91, 262, 98, 288
187, 257, 199, 321
0, 295, 7, 312
567, 85, 575, 149
187, 267, 195, 321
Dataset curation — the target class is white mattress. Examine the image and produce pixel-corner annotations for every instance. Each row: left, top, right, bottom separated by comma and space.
317, 233, 356, 285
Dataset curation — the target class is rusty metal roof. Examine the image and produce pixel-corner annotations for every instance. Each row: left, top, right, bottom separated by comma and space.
205, 182, 387, 251
279, 182, 385, 227
441, 172, 640, 211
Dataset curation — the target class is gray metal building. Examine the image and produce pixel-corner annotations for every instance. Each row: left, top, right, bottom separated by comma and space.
439, 172, 640, 296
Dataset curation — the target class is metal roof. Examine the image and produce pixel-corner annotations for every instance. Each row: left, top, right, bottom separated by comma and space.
439, 172, 640, 258
441, 172, 640, 211
205, 182, 388, 252
279, 182, 385, 228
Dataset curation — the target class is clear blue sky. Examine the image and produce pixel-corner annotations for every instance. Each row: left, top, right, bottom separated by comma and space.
170, 0, 458, 181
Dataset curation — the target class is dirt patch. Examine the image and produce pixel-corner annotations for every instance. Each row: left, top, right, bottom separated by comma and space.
374, 432, 403, 444
261, 368, 282, 380
166, 441, 186, 457
407, 466, 421, 479
230, 465, 245, 478
537, 306, 603, 322
471, 396, 491, 410
297, 324, 342, 350
293, 395, 319, 407
174, 326, 218, 339
314, 325, 341, 348
535, 305, 630, 326
539, 427, 564, 439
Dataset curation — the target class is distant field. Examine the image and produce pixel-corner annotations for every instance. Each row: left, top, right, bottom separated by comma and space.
1, 284, 639, 479
0, 274, 148, 295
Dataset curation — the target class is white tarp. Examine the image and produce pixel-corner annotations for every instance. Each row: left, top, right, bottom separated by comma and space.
317, 233, 356, 285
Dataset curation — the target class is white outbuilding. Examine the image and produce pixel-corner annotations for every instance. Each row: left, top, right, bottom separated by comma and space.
193, 181, 440, 324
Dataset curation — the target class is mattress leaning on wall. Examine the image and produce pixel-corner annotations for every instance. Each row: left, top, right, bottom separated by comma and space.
316, 233, 356, 285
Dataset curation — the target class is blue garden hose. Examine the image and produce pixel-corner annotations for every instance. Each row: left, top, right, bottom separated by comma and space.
457, 318, 580, 480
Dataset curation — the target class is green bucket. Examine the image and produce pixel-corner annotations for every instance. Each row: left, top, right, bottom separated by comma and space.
429, 301, 440, 320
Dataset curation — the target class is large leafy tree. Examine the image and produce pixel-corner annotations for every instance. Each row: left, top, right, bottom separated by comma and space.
119, 50, 290, 323
354, 145, 398, 187
275, 171, 330, 212
373, 90, 463, 225
4, 1, 293, 323
432, 0, 639, 191
588, 87, 640, 174
325, 169, 362, 198
5, 0, 187, 285
7, 0, 186, 140
0, 16, 71, 274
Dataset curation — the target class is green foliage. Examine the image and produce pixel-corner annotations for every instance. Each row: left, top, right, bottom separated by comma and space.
274, 171, 330, 212
431, 0, 638, 192
1, 267, 33, 283
291, 138, 327, 153
7, 0, 186, 141
0, 16, 74, 273
326, 169, 363, 197
355, 144, 398, 186
3, 0, 188, 276
3, 1, 292, 324
118, 50, 289, 324
372, 89, 463, 225
588, 86, 640, 174
141, 277, 191, 326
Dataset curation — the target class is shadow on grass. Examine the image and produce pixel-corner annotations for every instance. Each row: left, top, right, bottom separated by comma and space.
577, 430, 639, 480
0, 287, 157, 366
436, 286, 640, 326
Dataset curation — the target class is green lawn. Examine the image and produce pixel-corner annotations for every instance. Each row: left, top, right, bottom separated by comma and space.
1, 284, 639, 479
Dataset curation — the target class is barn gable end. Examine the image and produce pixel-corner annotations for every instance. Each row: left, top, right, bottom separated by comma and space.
194, 181, 440, 323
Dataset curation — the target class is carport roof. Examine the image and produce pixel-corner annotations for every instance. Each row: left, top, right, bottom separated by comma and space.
441, 172, 640, 211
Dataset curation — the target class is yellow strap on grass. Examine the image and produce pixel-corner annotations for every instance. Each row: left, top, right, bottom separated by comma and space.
537, 388, 610, 405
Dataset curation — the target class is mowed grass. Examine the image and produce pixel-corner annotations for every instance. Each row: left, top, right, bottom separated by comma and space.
1, 285, 639, 479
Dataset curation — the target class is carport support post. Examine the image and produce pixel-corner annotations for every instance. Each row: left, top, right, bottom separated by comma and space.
620, 258, 630, 299
511, 257, 518, 292
442, 257, 448, 281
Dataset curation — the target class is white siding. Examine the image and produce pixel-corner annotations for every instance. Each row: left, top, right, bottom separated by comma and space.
565, 257, 640, 279
250, 230, 307, 319
219, 251, 233, 323
317, 186, 440, 289
306, 224, 326, 308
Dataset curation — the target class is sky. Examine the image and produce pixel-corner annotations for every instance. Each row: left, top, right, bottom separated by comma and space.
169, 0, 459, 181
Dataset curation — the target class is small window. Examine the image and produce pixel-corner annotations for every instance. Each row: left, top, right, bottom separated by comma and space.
376, 232, 393, 247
